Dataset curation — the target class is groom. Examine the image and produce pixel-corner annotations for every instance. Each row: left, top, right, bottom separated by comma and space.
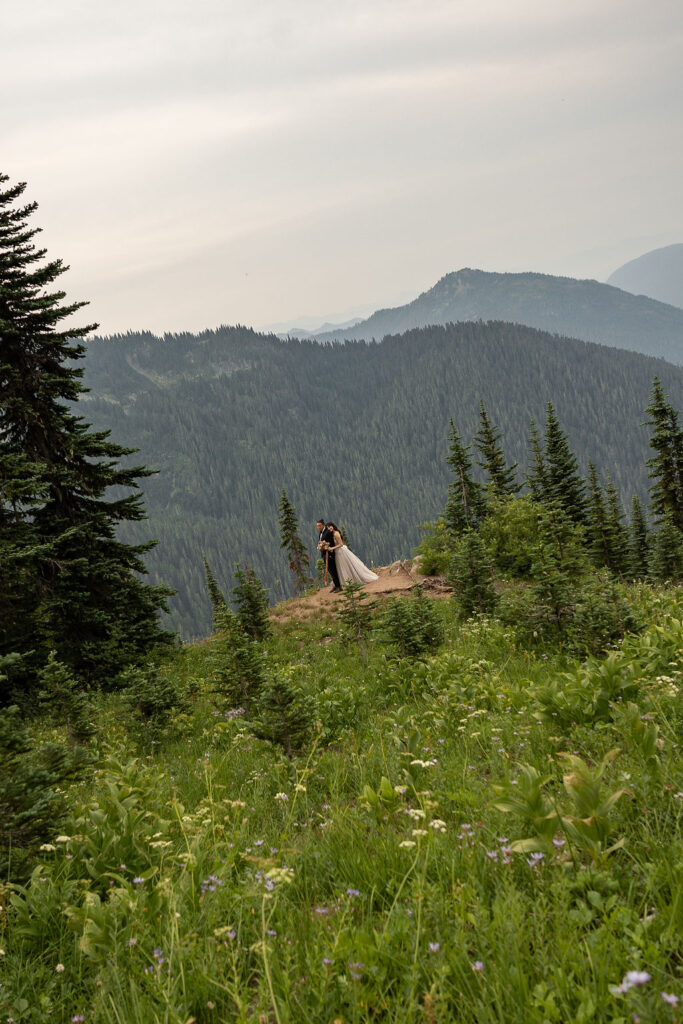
316, 519, 342, 593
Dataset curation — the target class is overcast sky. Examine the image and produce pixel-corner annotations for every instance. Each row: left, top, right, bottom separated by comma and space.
3, 0, 682, 335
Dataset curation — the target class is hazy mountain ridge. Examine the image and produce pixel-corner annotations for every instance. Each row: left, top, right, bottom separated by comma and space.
607, 243, 683, 310
79, 321, 683, 637
313, 268, 683, 364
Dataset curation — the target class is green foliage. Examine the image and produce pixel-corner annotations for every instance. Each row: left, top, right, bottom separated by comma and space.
569, 571, 642, 656
542, 401, 588, 524
277, 489, 311, 596
232, 563, 271, 641
444, 419, 485, 536
75, 322, 682, 637
250, 667, 315, 757
474, 401, 518, 498
379, 587, 444, 658
0, 172, 173, 686
648, 510, 683, 582
210, 619, 266, 716
493, 749, 632, 863
0, 705, 86, 878
120, 663, 186, 737
337, 580, 376, 660
202, 555, 229, 631
1, 579, 682, 1022
414, 517, 452, 575
480, 494, 540, 577
38, 651, 96, 746
446, 530, 498, 617
533, 651, 641, 728
645, 376, 683, 529
627, 493, 650, 578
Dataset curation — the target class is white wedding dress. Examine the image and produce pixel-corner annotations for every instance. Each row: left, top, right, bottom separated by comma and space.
334, 544, 379, 586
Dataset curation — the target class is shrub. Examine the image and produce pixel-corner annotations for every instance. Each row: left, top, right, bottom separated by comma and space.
379, 587, 444, 658
0, 706, 86, 879
446, 530, 498, 617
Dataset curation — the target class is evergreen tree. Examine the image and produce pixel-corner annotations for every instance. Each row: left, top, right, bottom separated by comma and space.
38, 652, 95, 747
0, 701, 86, 879
210, 620, 265, 717
0, 172, 172, 687
542, 402, 587, 524
202, 555, 228, 631
586, 462, 610, 569
277, 489, 310, 595
526, 418, 549, 503
627, 494, 650, 579
530, 504, 588, 635
474, 402, 518, 499
648, 511, 683, 582
645, 377, 683, 530
232, 564, 270, 641
603, 472, 629, 576
444, 419, 485, 537
446, 530, 498, 618
338, 580, 376, 661
251, 669, 314, 758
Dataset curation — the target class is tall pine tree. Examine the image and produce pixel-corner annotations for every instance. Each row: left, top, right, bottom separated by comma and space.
0, 172, 172, 690
526, 418, 549, 503
627, 495, 650, 579
444, 419, 485, 536
645, 377, 683, 530
473, 402, 518, 500
277, 489, 310, 596
542, 402, 587, 524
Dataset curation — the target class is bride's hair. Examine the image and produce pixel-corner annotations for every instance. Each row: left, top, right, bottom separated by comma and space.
326, 522, 338, 532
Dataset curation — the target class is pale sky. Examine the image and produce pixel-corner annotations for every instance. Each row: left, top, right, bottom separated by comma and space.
3, 0, 682, 335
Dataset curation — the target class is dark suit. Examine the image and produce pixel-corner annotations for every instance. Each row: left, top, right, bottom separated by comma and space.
320, 526, 341, 589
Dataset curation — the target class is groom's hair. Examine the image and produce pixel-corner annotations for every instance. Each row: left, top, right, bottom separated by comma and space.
316, 518, 325, 525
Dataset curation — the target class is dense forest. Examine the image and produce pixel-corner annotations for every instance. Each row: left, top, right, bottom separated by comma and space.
313, 268, 683, 364
79, 322, 683, 637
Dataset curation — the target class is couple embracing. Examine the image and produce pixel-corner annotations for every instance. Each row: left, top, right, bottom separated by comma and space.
316, 520, 378, 593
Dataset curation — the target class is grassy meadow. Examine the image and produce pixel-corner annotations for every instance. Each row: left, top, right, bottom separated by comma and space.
1, 584, 682, 1024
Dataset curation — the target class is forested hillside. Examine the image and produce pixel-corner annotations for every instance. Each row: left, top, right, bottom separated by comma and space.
313, 268, 683, 364
78, 322, 683, 638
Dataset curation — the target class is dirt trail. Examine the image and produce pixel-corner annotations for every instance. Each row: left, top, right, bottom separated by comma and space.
270, 561, 451, 624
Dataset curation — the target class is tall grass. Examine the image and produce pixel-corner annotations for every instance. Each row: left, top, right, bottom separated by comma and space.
2, 588, 681, 1023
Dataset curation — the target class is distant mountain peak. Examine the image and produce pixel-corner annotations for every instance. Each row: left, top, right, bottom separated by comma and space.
607, 244, 683, 310
313, 267, 683, 363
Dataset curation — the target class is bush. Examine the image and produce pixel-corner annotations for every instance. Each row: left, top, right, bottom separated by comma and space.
0, 706, 86, 879
379, 587, 444, 658
414, 518, 452, 575
480, 495, 540, 578
446, 530, 498, 618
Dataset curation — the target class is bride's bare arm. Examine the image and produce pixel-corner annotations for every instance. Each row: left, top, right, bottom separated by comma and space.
330, 531, 343, 550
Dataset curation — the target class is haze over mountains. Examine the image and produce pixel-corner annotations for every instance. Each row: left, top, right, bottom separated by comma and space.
607, 244, 683, 311
294, 269, 683, 365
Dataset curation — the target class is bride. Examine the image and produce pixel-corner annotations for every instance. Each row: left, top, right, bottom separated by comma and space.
326, 522, 378, 586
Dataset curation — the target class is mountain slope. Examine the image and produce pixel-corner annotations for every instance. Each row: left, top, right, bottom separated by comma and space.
313, 268, 683, 364
80, 322, 683, 638
607, 244, 683, 310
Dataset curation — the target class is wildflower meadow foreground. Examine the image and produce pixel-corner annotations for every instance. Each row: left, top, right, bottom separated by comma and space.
1, 583, 682, 1024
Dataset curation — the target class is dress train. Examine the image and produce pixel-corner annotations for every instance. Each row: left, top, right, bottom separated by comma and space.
334, 544, 378, 586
